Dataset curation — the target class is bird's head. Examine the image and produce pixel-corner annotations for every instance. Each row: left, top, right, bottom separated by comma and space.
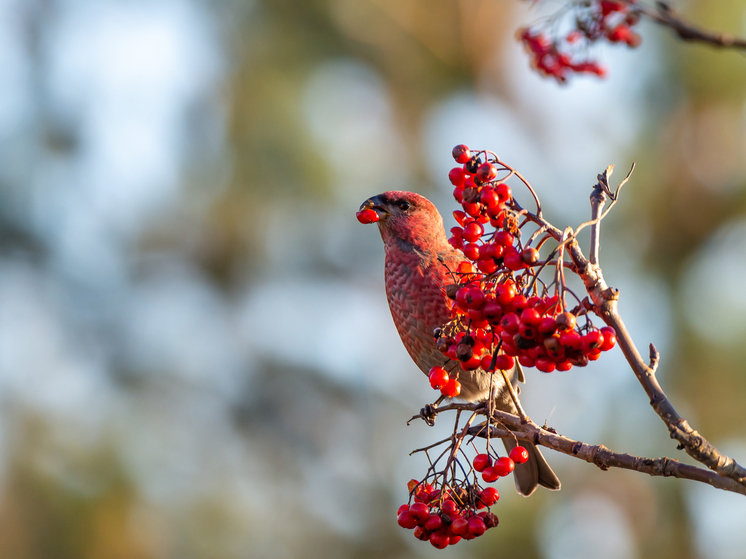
359, 191, 447, 250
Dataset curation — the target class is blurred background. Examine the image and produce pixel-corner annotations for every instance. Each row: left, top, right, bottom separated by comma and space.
0, 0, 745, 557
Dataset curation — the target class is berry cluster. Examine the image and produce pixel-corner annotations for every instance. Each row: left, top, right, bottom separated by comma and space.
437, 144, 617, 377
520, 1, 641, 82
397, 445, 529, 548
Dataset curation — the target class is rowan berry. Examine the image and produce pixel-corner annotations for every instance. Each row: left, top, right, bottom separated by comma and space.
494, 231, 514, 246
481, 466, 499, 483
430, 532, 449, 549
599, 327, 617, 351
500, 312, 521, 334
468, 516, 487, 537
476, 162, 498, 182
449, 167, 466, 187
520, 308, 540, 326
441, 500, 459, 516
493, 456, 515, 476
462, 222, 484, 242
509, 446, 529, 464
413, 526, 430, 541
409, 502, 430, 522
450, 517, 469, 536
441, 378, 461, 398
398, 510, 418, 529
536, 357, 556, 373
582, 330, 604, 353
480, 487, 499, 506
494, 354, 514, 370
356, 209, 379, 224
474, 453, 492, 472
495, 182, 512, 202
480, 188, 500, 208
463, 243, 480, 260
452, 144, 471, 164
521, 247, 540, 265
555, 311, 576, 331
496, 282, 517, 305
425, 514, 443, 532
429, 367, 450, 390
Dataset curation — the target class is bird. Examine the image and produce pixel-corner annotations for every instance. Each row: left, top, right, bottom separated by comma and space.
359, 190, 560, 496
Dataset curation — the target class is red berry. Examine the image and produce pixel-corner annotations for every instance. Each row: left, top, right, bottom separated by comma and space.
413, 526, 430, 541
480, 188, 500, 208
425, 514, 443, 532
476, 162, 498, 182
462, 242, 480, 260
452, 144, 471, 164
463, 202, 481, 218
430, 531, 449, 549
481, 466, 499, 483
480, 487, 500, 506
503, 249, 524, 271
449, 535, 461, 545
441, 500, 459, 516
521, 247, 540, 265
518, 354, 535, 368
473, 453, 492, 472
536, 358, 556, 373
409, 502, 430, 521
495, 182, 512, 201
482, 302, 503, 324
556, 360, 573, 371
493, 456, 515, 476
583, 330, 605, 353
464, 288, 486, 310
450, 517, 469, 536
556, 311, 576, 331
500, 312, 521, 334
398, 511, 419, 529
429, 367, 450, 390
496, 283, 517, 305
538, 316, 558, 334
494, 230, 514, 246
521, 308, 541, 326
356, 209, 379, 224
494, 354, 514, 370
559, 330, 582, 350
599, 326, 617, 351
441, 378, 461, 398
468, 516, 486, 537
398, 504, 410, 516
453, 210, 467, 226
448, 167, 466, 187
509, 446, 530, 464
462, 222, 484, 242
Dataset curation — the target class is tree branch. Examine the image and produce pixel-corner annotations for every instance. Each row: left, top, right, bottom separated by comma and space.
634, 1, 746, 50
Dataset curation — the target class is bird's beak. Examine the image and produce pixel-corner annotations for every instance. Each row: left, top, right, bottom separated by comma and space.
359, 195, 390, 221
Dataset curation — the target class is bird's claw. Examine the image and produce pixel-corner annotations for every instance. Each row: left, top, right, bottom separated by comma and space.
420, 403, 438, 426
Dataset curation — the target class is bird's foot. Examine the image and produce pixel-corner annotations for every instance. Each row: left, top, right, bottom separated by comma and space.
420, 403, 438, 426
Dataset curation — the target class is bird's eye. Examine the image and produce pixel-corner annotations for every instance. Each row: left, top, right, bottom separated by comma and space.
398, 201, 411, 211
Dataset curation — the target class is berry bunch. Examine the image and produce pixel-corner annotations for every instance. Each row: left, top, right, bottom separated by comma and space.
436, 144, 617, 379
519, 0, 641, 82
396, 444, 530, 548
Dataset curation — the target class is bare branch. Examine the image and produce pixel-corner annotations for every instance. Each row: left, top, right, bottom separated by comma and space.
634, 1, 746, 50
468, 418, 746, 496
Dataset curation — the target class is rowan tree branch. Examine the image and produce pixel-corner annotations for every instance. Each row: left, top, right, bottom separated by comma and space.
633, 1, 746, 50
410, 403, 746, 495
515, 165, 746, 489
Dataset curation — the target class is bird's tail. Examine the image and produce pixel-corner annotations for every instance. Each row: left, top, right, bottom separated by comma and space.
503, 438, 561, 497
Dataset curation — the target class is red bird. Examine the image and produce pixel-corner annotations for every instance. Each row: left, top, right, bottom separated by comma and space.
359, 191, 560, 496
